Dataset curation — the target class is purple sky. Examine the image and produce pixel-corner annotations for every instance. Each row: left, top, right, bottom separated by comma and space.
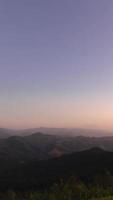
0, 0, 113, 129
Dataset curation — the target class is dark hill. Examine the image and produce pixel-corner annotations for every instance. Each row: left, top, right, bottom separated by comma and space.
0, 148, 113, 191
1, 132, 113, 166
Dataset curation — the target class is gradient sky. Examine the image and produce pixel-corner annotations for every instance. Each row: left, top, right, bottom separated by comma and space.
0, 0, 113, 129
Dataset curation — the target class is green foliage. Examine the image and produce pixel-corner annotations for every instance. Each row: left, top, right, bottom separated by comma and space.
91, 197, 113, 200
1, 175, 113, 200
0, 191, 18, 200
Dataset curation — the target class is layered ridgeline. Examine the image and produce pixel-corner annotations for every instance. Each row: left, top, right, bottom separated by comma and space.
0, 130, 113, 192
0, 128, 112, 138
1, 131, 113, 163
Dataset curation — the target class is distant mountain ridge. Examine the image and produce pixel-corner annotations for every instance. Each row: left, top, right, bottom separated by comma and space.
1, 131, 113, 190
0, 128, 16, 138
0, 131, 113, 165
19, 127, 113, 137
0, 127, 113, 138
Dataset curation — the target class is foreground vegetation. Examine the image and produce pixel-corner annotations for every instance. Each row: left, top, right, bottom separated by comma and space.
1, 174, 113, 200
92, 198, 113, 200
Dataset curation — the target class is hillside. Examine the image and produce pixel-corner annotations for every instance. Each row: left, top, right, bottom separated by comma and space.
1, 132, 113, 165
1, 148, 113, 191
0, 128, 14, 138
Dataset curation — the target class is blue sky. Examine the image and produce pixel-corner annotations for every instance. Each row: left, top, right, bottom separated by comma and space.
0, 0, 113, 129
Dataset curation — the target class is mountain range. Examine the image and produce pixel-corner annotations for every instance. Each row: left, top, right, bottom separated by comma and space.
1, 131, 113, 165
1, 129, 113, 190
0, 127, 113, 138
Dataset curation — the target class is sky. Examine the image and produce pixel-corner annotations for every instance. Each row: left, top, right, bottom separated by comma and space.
0, 0, 113, 130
